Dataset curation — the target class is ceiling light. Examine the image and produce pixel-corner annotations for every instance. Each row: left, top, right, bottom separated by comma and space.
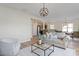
39, 3, 49, 17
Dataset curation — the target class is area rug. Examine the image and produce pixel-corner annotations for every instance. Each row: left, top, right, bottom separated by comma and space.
18, 47, 76, 56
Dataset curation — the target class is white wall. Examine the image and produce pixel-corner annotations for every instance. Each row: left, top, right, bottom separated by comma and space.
48, 20, 79, 32
0, 6, 32, 43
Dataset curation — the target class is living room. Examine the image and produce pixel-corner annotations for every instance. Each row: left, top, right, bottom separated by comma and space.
0, 3, 79, 56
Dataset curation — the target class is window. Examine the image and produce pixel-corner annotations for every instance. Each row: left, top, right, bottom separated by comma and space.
68, 23, 73, 33
50, 24, 54, 29
62, 25, 67, 32
62, 23, 73, 33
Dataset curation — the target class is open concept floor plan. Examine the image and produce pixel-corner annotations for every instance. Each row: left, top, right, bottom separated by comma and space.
0, 3, 79, 56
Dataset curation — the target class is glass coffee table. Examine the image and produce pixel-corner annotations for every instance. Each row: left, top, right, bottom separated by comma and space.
31, 43, 54, 56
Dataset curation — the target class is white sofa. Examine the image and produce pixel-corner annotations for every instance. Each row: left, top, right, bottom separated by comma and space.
48, 32, 71, 49
40, 32, 71, 49
0, 38, 20, 56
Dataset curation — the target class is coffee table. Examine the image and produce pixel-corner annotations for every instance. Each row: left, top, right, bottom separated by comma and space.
31, 43, 54, 56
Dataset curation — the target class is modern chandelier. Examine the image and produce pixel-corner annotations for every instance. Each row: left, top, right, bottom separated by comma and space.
39, 3, 49, 17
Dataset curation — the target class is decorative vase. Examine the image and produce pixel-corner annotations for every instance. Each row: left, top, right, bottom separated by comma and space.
39, 40, 42, 45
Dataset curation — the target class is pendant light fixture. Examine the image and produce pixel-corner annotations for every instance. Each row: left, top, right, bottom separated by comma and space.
39, 3, 49, 17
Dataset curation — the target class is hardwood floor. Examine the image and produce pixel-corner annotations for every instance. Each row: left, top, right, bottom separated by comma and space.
21, 41, 31, 49
21, 38, 79, 56
68, 38, 79, 56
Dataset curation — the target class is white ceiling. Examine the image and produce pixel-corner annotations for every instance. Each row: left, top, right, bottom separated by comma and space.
1, 3, 79, 21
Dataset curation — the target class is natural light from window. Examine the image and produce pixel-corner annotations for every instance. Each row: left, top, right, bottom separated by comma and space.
50, 24, 54, 29
62, 23, 73, 33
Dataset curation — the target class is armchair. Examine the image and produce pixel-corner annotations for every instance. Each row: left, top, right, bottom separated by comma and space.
0, 38, 20, 56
